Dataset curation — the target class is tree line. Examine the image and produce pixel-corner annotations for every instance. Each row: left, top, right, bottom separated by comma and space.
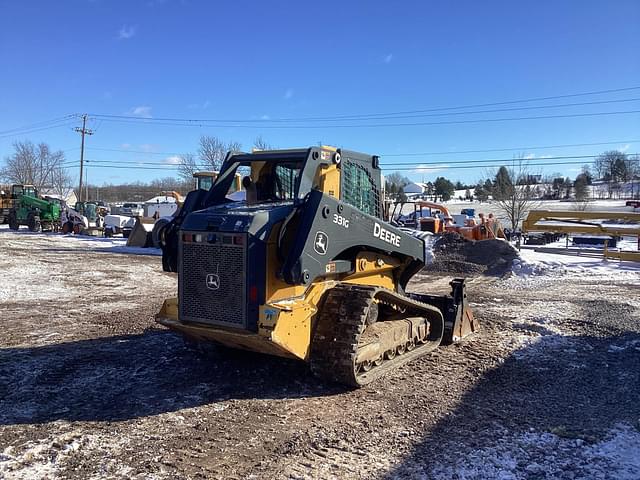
2, 139, 638, 207
0, 135, 270, 203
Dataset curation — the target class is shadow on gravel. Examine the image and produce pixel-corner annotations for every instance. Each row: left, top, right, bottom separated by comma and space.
383, 326, 640, 477
0, 331, 340, 425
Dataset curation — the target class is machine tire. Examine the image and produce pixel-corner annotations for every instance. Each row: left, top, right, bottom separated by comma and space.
8, 212, 19, 231
152, 218, 170, 248
27, 213, 41, 233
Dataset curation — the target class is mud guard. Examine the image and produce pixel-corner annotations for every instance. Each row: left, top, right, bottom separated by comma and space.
411, 278, 478, 344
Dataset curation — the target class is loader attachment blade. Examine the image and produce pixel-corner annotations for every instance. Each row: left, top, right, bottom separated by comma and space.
412, 278, 478, 344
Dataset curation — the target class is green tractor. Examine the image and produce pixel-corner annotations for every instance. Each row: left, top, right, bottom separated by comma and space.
8, 185, 62, 232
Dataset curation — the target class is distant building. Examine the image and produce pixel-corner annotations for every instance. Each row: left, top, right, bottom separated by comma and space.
404, 182, 424, 196
40, 188, 78, 206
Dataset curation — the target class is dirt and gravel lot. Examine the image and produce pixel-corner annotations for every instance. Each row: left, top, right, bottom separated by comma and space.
1, 227, 639, 479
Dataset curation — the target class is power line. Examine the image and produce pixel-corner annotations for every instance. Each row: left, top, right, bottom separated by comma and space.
90, 97, 640, 123
86, 146, 190, 156
61, 158, 601, 172
93, 109, 640, 129
0, 115, 78, 135
380, 140, 640, 157
382, 160, 604, 171
81, 153, 611, 168
73, 155, 636, 173
0, 119, 78, 139
88, 86, 640, 123
82, 139, 640, 159
380, 154, 616, 167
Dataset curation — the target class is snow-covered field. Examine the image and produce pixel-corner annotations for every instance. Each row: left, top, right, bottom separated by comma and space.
395, 198, 636, 221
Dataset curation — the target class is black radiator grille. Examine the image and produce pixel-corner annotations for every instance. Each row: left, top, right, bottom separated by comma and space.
179, 233, 246, 328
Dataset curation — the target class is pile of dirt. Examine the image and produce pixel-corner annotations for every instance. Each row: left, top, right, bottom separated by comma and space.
424, 232, 519, 275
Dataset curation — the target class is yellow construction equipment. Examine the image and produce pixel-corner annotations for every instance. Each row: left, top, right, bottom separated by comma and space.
155, 147, 477, 387
522, 210, 640, 261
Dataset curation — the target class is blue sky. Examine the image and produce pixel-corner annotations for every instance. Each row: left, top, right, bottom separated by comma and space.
1, 0, 639, 186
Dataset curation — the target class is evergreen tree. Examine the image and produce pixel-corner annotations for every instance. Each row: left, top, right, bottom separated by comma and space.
434, 177, 455, 201
493, 166, 514, 201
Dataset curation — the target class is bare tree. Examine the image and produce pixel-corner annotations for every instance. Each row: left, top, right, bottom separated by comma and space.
177, 136, 243, 182
49, 165, 74, 198
491, 158, 542, 230
177, 153, 198, 182
198, 135, 241, 171
1, 141, 66, 191
253, 136, 272, 151
593, 150, 635, 198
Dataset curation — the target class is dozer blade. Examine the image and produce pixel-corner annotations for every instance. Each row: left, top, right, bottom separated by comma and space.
412, 278, 478, 344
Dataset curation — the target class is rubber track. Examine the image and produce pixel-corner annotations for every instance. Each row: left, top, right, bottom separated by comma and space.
310, 284, 444, 387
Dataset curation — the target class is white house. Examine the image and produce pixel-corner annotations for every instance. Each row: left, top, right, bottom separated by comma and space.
404, 182, 425, 196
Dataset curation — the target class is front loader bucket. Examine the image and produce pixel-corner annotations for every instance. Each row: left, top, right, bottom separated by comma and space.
413, 278, 478, 345
126, 217, 154, 247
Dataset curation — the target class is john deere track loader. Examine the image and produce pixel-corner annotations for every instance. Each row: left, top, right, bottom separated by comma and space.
156, 147, 477, 386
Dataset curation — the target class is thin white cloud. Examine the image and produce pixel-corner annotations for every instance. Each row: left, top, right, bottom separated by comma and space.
524, 153, 535, 160
383, 53, 393, 64
117, 25, 137, 40
260, 114, 270, 120
187, 100, 211, 110
284, 88, 294, 100
138, 143, 156, 152
620, 144, 630, 152
121, 143, 132, 149
411, 164, 449, 174
129, 106, 152, 118
164, 155, 182, 165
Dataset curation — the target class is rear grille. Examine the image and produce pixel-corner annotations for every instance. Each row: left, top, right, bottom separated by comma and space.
179, 232, 246, 328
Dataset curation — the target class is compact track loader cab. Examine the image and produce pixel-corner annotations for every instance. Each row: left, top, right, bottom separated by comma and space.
156, 147, 477, 386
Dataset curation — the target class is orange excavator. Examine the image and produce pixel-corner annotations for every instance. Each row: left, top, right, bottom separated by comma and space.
391, 200, 504, 241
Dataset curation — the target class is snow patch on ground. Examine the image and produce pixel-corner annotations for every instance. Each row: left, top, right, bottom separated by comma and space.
425, 424, 640, 480
0, 431, 95, 480
512, 248, 640, 279
0, 227, 161, 255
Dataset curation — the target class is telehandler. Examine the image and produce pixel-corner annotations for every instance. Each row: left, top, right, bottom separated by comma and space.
156, 147, 477, 386
8, 185, 61, 232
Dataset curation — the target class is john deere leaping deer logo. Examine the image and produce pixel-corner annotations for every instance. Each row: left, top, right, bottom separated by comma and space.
206, 264, 220, 290
314, 231, 328, 255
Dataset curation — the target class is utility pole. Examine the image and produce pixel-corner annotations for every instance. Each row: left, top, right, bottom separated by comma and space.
75, 114, 93, 202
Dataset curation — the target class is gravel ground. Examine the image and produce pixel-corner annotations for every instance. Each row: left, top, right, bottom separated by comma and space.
1, 227, 639, 479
